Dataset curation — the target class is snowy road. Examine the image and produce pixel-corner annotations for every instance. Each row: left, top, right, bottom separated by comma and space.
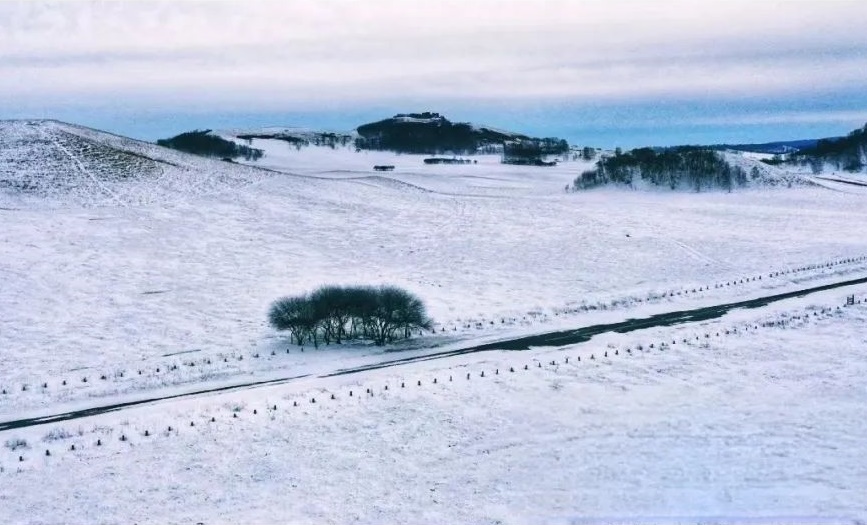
3, 273, 863, 433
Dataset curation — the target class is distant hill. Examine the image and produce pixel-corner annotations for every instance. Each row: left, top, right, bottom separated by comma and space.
354, 112, 569, 156
355, 112, 521, 154
0, 120, 270, 207
574, 147, 748, 192
163, 113, 570, 160
571, 145, 804, 192
712, 138, 827, 155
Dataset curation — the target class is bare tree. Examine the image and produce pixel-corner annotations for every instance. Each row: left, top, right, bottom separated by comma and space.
269, 285, 432, 347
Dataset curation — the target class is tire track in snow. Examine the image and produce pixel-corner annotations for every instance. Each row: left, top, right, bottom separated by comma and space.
39, 127, 126, 206
668, 238, 722, 268
806, 176, 867, 194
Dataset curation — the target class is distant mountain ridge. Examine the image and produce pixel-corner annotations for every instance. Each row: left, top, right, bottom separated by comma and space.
712, 138, 829, 154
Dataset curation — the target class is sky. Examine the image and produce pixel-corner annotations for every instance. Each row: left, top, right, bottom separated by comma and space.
2, 0, 867, 148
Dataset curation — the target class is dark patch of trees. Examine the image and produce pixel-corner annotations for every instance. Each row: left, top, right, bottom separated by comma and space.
501, 158, 558, 167
268, 285, 433, 347
502, 138, 569, 164
157, 130, 263, 161
236, 132, 353, 150
787, 123, 867, 173
573, 147, 747, 192
760, 154, 785, 166
356, 113, 500, 154
354, 112, 569, 157
424, 157, 473, 165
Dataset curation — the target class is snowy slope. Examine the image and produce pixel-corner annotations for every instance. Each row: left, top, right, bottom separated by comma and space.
722, 150, 809, 187
1, 122, 867, 523
2, 136, 867, 415
0, 120, 272, 208
728, 150, 867, 192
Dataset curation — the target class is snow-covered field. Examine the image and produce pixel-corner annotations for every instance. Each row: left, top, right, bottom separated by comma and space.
1, 123, 866, 523
2, 290, 865, 524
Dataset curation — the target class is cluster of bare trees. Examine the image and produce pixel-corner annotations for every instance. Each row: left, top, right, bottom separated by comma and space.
789, 123, 867, 173
502, 137, 569, 162
573, 147, 747, 192
268, 285, 433, 347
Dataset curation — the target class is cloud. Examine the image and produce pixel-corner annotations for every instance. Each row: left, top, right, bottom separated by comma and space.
2, 0, 867, 111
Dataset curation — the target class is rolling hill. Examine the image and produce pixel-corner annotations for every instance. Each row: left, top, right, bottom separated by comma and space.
0, 120, 271, 207
2, 118, 867, 523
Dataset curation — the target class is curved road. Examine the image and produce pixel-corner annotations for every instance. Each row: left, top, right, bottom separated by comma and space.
2, 275, 865, 432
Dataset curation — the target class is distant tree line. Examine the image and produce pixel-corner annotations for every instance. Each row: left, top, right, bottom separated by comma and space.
157, 130, 263, 161
502, 138, 569, 161
268, 285, 433, 347
236, 132, 353, 150
786, 123, 867, 173
573, 147, 748, 192
759, 154, 786, 166
501, 158, 557, 167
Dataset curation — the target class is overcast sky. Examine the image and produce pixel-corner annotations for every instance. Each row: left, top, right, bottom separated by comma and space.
3, 0, 867, 147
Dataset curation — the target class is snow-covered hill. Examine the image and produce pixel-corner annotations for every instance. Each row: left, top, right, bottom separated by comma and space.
726, 150, 867, 193
721, 150, 809, 187
0, 120, 272, 208
2, 121, 866, 413
2, 121, 867, 523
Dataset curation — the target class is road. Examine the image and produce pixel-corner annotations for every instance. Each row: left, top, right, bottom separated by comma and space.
1, 275, 865, 432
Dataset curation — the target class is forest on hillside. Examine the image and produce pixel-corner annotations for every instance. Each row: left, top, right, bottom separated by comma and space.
157, 130, 264, 161
355, 112, 569, 158
573, 147, 748, 192
786, 123, 867, 173
355, 113, 509, 154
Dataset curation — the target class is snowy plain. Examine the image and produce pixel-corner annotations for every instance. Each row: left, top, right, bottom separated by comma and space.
1, 122, 866, 524
2, 290, 866, 524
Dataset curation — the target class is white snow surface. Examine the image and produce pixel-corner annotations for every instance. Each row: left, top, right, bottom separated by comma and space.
0, 120, 269, 208
1, 129, 867, 523
2, 294, 866, 524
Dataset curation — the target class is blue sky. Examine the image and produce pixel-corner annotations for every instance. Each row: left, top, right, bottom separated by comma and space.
3, 0, 867, 149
